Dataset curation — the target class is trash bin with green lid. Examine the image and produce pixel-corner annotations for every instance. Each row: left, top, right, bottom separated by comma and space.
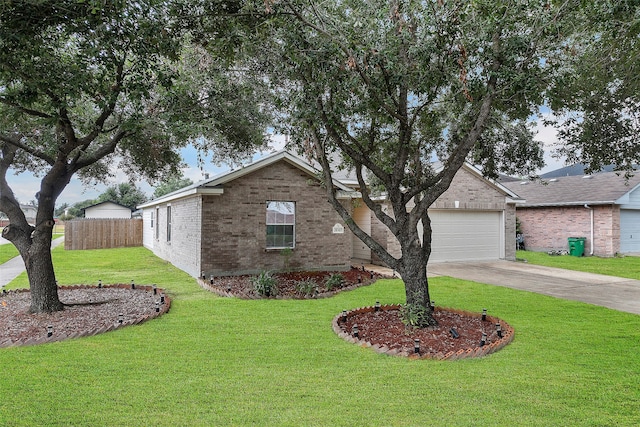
568, 237, 586, 256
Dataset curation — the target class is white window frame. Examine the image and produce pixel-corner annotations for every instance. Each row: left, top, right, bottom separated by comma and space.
266, 201, 295, 249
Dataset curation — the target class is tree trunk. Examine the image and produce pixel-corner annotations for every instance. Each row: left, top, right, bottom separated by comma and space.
24, 225, 63, 313
395, 221, 437, 327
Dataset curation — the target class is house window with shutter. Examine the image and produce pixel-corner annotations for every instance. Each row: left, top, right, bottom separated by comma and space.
266, 201, 295, 249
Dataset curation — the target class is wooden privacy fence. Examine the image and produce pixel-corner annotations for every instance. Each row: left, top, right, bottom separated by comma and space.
65, 218, 142, 250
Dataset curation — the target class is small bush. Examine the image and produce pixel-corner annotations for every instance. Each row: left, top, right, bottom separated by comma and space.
296, 278, 317, 296
325, 273, 344, 291
251, 271, 278, 297
399, 303, 432, 328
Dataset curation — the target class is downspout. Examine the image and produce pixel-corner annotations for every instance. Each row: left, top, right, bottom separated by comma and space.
584, 204, 594, 255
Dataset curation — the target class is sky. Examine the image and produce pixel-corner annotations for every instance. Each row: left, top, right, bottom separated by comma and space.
6, 121, 566, 207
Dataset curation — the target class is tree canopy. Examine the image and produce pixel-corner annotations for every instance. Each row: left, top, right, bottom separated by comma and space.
153, 174, 193, 198
234, 0, 587, 325
0, 0, 270, 312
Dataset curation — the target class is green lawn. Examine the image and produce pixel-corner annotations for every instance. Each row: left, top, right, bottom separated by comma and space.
1, 247, 639, 426
517, 249, 640, 280
0, 243, 19, 264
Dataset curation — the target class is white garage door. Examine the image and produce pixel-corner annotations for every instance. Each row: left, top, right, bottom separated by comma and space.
620, 209, 640, 253
420, 210, 502, 262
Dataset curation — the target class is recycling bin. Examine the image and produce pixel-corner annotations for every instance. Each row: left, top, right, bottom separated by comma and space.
568, 237, 586, 257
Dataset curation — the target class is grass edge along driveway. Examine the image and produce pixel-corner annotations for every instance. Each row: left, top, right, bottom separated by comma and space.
1, 247, 639, 426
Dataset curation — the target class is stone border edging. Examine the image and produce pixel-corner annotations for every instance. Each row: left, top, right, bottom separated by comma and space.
0, 284, 171, 348
332, 304, 515, 360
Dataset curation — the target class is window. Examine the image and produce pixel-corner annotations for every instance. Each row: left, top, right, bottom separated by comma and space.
155, 207, 160, 240
266, 201, 295, 249
150, 211, 154, 228
166, 205, 172, 242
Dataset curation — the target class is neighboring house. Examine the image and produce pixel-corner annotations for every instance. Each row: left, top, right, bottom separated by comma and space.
138, 150, 522, 279
1, 204, 37, 227
82, 201, 133, 219
502, 171, 640, 256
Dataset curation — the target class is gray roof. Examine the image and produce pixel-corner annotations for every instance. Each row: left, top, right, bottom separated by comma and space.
502, 172, 640, 207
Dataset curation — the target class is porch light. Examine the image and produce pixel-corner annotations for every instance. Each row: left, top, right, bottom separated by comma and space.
496, 323, 502, 338
449, 328, 459, 339
414, 339, 420, 354
480, 332, 487, 347
118, 313, 124, 324
374, 301, 381, 312
482, 308, 487, 321
47, 325, 53, 338
352, 324, 359, 338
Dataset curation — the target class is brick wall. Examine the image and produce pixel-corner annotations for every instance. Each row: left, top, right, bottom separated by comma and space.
200, 160, 352, 276
150, 197, 203, 277
516, 204, 618, 256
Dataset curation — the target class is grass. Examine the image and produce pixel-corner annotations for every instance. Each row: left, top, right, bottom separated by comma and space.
1, 247, 639, 426
0, 243, 19, 264
517, 249, 640, 280
0, 234, 63, 264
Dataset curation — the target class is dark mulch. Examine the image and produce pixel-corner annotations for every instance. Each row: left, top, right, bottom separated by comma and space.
203, 267, 385, 299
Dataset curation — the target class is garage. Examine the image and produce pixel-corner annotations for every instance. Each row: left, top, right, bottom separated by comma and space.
620, 209, 640, 253
420, 210, 503, 262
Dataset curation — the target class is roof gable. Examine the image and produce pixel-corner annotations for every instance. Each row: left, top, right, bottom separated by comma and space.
138, 151, 354, 208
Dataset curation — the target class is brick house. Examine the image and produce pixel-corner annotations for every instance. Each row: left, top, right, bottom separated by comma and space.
138, 151, 355, 277
139, 151, 522, 278
502, 171, 640, 256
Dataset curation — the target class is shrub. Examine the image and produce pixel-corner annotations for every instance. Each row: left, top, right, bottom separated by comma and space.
296, 278, 317, 296
399, 303, 432, 328
325, 273, 344, 291
251, 271, 278, 297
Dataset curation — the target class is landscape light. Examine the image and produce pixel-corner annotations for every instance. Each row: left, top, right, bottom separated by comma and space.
375, 301, 381, 312
153, 285, 157, 295
155, 301, 160, 313
480, 332, 487, 347
131, 279, 135, 289
449, 328, 459, 339
357, 275, 362, 283
160, 294, 165, 304
482, 308, 487, 321
342, 310, 347, 322
47, 325, 53, 337
98, 279, 102, 288
496, 323, 502, 338
210, 275, 214, 285
118, 314, 124, 324
352, 324, 359, 338
414, 339, 420, 354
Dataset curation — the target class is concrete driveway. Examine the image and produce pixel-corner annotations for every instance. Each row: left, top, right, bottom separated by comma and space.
428, 260, 640, 315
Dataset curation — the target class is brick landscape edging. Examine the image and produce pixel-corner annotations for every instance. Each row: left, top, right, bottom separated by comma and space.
0, 284, 171, 348
332, 304, 515, 360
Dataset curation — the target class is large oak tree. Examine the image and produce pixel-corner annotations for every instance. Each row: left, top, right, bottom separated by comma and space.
0, 0, 268, 312
237, 0, 588, 325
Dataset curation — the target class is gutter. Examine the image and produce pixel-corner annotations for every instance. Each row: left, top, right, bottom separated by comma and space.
584, 204, 594, 255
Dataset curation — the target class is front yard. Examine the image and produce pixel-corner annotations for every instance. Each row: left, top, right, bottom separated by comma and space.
1, 247, 639, 425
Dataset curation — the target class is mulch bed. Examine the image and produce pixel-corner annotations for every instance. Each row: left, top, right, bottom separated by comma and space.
334, 304, 514, 360
0, 285, 171, 348
200, 266, 385, 299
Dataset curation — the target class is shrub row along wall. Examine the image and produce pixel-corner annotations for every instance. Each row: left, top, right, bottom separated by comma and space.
65, 219, 142, 250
